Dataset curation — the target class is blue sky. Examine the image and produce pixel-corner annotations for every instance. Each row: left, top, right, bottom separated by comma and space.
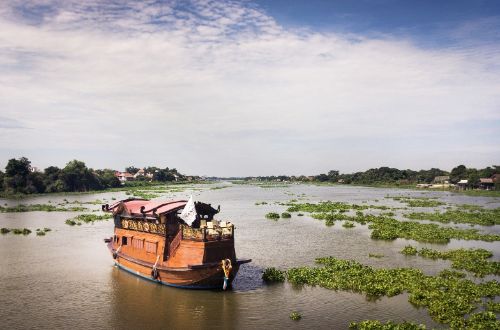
0, 0, 499, 176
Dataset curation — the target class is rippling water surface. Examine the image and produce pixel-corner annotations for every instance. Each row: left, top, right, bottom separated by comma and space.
1, 184, 499, 329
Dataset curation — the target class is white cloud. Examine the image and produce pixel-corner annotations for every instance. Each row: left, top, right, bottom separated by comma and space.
0, 0, 499, 175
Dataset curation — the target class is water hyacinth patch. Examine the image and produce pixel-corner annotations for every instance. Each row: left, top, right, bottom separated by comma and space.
289, 312, 302, 321
0, 204, 87, 212
287, 201, 390, 213
368, 253, 384, 258
265, 212, 280, 220
35, 228, 52, 236
262, 267, 286, 282
349, 320, 426, 330
386, 196, 445, 208
343, 221, 355, 228
269, 257, 500, 328
405, 208, 500, 226
311, 213, 500, 243
281, 212, 292, 218
65, 213, 112, 226
400, 246, 500, 277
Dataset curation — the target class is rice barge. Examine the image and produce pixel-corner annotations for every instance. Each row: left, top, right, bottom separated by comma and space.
102, 198, 251, 289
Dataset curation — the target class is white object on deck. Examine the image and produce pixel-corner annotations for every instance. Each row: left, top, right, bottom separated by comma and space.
180, 195, 197, 226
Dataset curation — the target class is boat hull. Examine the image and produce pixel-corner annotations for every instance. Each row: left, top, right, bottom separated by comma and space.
108, 243, 246, 289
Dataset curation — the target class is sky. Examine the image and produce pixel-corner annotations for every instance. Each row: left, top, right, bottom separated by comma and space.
0, 0, 499, 176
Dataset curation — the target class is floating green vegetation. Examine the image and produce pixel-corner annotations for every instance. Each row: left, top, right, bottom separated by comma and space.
349, 320, 426, 330
405, 208, 500, 226
385, 196, 446, 207
210, 186, 227, 190
368, 253, 384, 258
255, 201, 268, 205
265, 212, 280, 220
262, 267, 286, 282
343, 221, 355, 228
311, 213, 500, 243
271, 257, 500, 328
1, 227, 11, 234
297, 213, 304, 216
486, 301, 500, 313
35, 228, 51, 236
400, 246, 500, 277
281, 212, 292, 218
127, 191, 160, 199
386, 196, 445, 208
65, 213, 112, 226
287, 201, 390, 213
289, 312, 302, 321
401, 245, 418, 255
0, 204, 87, 213
9, 228, 32, 235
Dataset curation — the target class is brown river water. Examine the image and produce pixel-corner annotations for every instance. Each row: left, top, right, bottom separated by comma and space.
1, 183, 500, 329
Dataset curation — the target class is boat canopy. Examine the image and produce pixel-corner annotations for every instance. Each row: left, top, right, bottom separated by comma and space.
104, 198, 187, 217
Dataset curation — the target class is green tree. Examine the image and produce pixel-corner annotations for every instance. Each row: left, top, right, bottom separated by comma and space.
450, 165, 467, 183
95, 169, 121, 188
3, 157, 32, 193
125, 166, 139, 174
62, 160, 102, 192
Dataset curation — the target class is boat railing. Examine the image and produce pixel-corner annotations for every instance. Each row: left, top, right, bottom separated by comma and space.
181, 222, 234, 242
121, 218, 166, 235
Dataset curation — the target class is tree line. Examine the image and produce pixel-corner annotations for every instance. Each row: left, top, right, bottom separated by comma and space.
246, 165, 499, 188
0, 157, 186, 195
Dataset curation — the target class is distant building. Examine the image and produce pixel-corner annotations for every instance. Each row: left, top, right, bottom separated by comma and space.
115, 171, 134, 183
457, 179, 468, 190
479, 178, 494, 190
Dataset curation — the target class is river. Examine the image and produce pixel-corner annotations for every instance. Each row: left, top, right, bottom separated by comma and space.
1, 183, 499, 329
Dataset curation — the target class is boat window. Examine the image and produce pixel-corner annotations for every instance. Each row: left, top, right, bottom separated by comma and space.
114, 235, 118, 243
132, 238, 144, 249
122, 236, 128, 245
145, 241, 157, 254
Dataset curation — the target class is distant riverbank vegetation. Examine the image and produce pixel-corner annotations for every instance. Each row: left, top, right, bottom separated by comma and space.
0, 157, 191, 197
238, 165, 499, 191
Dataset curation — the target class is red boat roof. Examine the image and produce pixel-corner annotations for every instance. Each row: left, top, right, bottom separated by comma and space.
106, 199, 187, 217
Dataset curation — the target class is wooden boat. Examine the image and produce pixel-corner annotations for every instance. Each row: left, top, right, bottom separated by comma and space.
102, 198, 251, 289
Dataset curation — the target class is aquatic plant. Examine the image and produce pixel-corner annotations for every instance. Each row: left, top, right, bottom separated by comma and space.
35, 228, 51, 236
387, 196, 445, 208
280, 257, 500, 328
343, 221, 355, 228
262, 267, 286, 282
65, 213, 112, 226
0, 204, 87, 213
297, 213, 304, 216
265, 212, 280, 220
11, 228, 31, 235
255, 201, 268, 205
401, 245, 418, 256
405, 208, 500, 226
289, 312, 302, 321
1, 228, 11, 234
287, 201, 390, 213
400, 246, 500, 277
368, 253, 384, 258
281, 212, 292, 218
349, 320, 426, 329
486, 302, 500, 313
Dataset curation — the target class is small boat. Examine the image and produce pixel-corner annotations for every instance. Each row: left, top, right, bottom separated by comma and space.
102, 198, 251, 289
